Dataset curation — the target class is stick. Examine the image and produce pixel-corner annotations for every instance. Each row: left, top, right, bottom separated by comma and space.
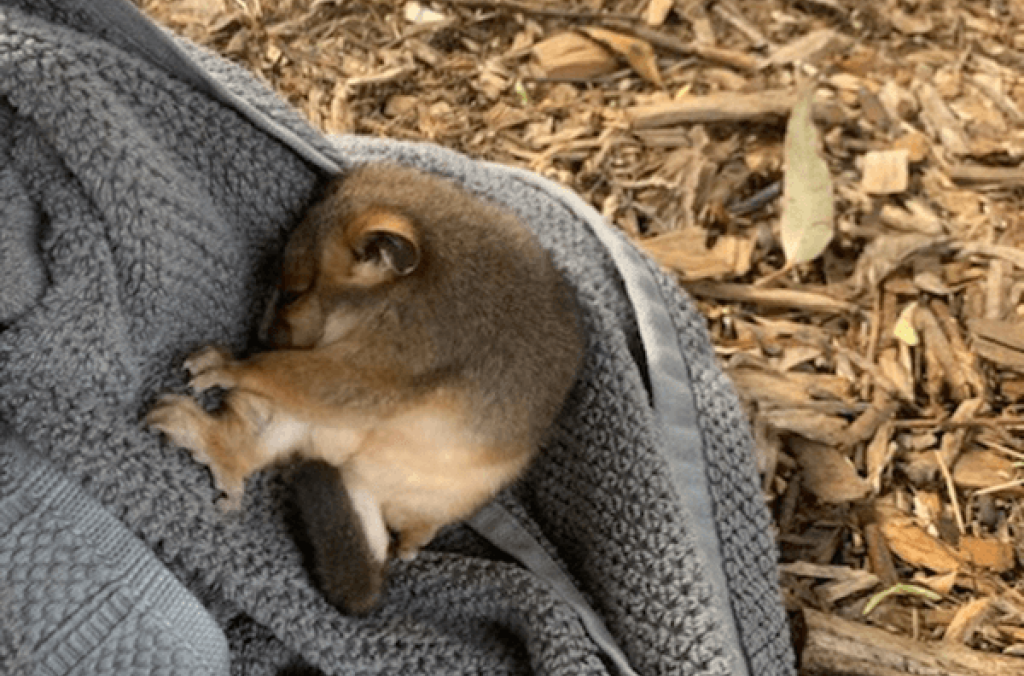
439, 0, 642, 22
798, 608, 1024, 676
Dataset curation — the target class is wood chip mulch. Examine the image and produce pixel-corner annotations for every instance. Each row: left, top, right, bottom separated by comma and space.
134, 0, 1024, 672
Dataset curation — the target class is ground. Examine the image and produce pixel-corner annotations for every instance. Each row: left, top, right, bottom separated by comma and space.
135, 0, 1024, 670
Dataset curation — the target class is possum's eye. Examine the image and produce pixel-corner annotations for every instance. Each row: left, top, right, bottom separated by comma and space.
278, 289, 303, 307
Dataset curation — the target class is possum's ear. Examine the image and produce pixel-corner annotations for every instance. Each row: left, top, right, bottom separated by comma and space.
315, 207, 421, 287
349, 209, 421, 280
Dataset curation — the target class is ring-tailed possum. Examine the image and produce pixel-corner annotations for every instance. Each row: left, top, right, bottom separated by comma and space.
147, 163, 584, 614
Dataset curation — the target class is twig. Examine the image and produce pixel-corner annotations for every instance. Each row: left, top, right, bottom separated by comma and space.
934, 449, 966, 535
894, 417, 1024, 429
685, 281, 861, 314
711, 1, 768, 49
438, 0, 643, 22
751, 264, 794, 288
974, 478, 1024, 497
949, 164, 1024, 186
865, 288, 884, 363
727, 181, 782, 216
605, 20, 760, 72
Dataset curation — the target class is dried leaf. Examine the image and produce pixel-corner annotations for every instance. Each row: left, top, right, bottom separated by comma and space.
848, 233, 946, 291
953, 451, 1021, 493
893, 303, 920, 346
791, 438, 871, 503
865, 423, 895, 492
581, 28, 663, 87
780, 85, 834, 265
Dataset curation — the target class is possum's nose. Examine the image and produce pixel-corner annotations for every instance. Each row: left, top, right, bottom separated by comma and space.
268, 322, 293, 349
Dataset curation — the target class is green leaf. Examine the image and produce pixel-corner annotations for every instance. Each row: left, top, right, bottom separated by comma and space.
863, 583, 943, 616
780, 84, 834, 265
514, 80, 530, 105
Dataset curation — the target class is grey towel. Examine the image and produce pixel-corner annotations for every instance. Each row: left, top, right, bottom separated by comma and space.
0, 433, 230, 675
0, 1, 795, 674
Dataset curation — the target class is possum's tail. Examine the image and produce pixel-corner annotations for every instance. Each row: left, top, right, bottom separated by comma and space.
291, 460, 388, 615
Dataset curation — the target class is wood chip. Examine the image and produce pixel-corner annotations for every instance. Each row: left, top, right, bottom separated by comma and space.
865, 423, 896, 492
969, 318, 1024, 371
958, 242, 1024, 271
711, 1, 768, 49
915, 304, 973, 402
879, 517, 963, 573
692, 44, 760, 72
915, 82, 971, 157
864, 520, 900, 586
817, 573, 883, 605
878, 199, 944, 235
949, 164, 1024, 186
762, 29, 845, 68
644, 0, 674, 27
532, 33, 618, 80
730, 368, 853, 413
891, 10, 935, 36
848, 232, 947, 292
944, 598, 992, 644
953, 450, 1022, 494
861, 149, 910, 194
958, 537, 1016, 574
640, 228, 753, 280
780, 561, 873, 580
892, 131, 931, 163
627, 91, 794, 127
801, 608, 1024, 676
135, 0, 1024, 663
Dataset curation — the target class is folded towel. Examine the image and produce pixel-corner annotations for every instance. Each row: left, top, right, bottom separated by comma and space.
0, 432, 229, 675
0, 1, 795, 674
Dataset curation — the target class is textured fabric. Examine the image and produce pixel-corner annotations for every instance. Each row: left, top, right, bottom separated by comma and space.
0, 1, 796, 674
0, 434, 229, 675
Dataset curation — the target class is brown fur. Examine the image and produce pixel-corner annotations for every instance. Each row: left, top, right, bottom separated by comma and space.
147, 164, 584, 612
